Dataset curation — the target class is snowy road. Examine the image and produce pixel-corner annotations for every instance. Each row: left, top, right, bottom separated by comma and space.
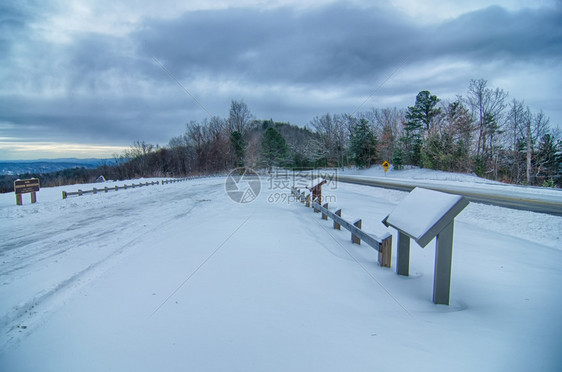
0, 179, 221, 348
1, 176, 561, 371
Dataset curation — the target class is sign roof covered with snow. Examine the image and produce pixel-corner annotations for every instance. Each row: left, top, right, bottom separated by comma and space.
383, 187, 469, 247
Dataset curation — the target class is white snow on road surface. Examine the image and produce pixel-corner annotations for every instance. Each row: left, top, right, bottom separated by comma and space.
1, 173, 561, 371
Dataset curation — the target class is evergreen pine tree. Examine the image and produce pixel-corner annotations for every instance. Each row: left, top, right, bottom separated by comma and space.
405, 90, 441, 131
349, 119, 378, 168
537, 133, 560, 185
230, 131, 246, 168
392, 145, 405, 170
403, 90, 441, 166
261, 127, 289, 170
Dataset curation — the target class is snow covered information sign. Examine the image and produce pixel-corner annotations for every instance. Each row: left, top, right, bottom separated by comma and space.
383, 187, 469, 305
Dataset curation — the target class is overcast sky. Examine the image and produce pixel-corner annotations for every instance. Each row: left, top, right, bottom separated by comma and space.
1, 0, 560, 160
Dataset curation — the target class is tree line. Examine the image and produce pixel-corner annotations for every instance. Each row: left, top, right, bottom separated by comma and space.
1, 78, 560, 193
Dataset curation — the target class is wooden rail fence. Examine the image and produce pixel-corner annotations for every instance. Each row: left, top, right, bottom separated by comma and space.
291, 186, 392, 267
62, 178, 189, 199
161, 178, 189, 185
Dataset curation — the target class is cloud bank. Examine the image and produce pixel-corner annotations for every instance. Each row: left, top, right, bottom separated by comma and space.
1, 0, 560, 159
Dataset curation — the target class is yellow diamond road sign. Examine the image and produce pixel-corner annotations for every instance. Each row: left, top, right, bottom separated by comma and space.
382, 161, 390, 172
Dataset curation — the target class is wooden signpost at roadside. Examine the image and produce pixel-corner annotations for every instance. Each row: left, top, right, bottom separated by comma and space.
14, 178, 40, 205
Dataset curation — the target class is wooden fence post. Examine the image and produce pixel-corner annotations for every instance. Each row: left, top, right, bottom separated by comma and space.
62, 191, 67, 199
305, 194, 311, 208
333, 209, 341, 230
322, 203, 328, 220
352, 219, 362, 245
378, 235, 392, 268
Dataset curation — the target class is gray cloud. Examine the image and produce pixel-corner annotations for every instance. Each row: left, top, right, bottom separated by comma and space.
138, 4, 561, 84
137, 4, 419, 86
428, 6, 562, 62
0, 1, 560, 159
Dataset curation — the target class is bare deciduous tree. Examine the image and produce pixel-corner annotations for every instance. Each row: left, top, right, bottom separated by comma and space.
309, 113, 348, 167
465, 79, 508, 158
228, 100, 254, 136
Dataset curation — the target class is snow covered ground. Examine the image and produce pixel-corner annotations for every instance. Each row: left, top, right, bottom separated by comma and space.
1, 173, 561, 371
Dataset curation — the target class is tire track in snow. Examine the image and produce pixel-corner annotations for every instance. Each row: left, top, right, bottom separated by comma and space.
0, 183, 217, 351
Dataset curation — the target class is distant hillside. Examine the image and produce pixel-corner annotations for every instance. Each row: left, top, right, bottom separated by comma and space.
0, 158, 110, 176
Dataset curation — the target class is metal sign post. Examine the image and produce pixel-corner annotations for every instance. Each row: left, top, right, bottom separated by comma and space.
382, 161, 390, 174
382, 187, 469, 305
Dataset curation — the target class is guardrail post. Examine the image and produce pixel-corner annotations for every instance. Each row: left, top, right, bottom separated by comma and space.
352, 219, 362, 245
93, 188, 97, 194
104, 187, 109, 193
62, 191, 67, 199
334, 209, 341, 230
305, 194, 310, 208
378, 235, 392, 268
78, 189, 83, 196
322, 203, 328, 220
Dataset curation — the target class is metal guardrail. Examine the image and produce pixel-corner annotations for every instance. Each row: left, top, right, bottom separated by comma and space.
336, 175, 562, 216
62, 178, 189, 199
